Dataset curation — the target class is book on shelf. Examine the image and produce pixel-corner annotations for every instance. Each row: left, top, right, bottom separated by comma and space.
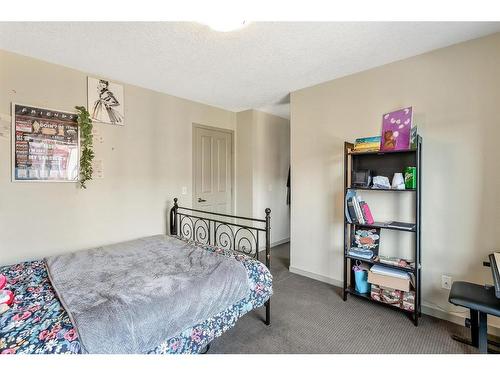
352, 196, 365, 224
345, 191, 375, 225
346, 190, 357, 223
374, 255, 414, 269
386, 221, 415, 231
355, 136, 381, 144
353, 147, 380, 153
346, 197, 358, 224
359, 201, 374, 224
353, 145, 380, 152
410, 126, 418, 149
353, 136, 381, 153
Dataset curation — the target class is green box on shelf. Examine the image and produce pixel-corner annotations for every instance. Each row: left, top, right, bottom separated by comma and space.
404, 167, 416, 189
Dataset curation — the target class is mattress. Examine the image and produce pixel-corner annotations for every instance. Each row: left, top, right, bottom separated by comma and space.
0, 238, 272, 354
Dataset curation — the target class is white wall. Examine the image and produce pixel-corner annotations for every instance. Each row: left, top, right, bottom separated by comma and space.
235, 110, 254, 216
252, 110, 290, 245
0, 49, 236, 265
0, 50, 290, 266
290, 33, 500, 328
235, 109, 290, 245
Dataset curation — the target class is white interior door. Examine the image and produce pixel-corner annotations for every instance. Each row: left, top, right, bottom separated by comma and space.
193, 125, 233, 214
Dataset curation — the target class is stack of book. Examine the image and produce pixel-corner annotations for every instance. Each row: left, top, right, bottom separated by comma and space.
353, 136, 381, 153
346, 193, 374, 225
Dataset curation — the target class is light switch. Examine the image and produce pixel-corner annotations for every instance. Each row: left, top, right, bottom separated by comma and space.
92, 159, 104, 179
0, 124, 9, 139
92, 125, 104, 143
0, 113, 10, 140
0, 113, 11, 122
182, 186, 188, 195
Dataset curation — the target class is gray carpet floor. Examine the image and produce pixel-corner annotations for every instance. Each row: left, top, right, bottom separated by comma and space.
210, 242, 475, 354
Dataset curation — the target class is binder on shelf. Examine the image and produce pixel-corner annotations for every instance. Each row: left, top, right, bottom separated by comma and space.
347, 199, 358, 224
345, 190, 358, 224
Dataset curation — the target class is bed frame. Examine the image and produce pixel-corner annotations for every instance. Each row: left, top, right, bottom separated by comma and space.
169, 197, 271, 326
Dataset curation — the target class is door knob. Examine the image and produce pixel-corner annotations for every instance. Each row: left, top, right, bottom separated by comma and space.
198, 198, 207, 203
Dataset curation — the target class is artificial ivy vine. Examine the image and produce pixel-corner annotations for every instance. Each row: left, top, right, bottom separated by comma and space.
75, 106, 94, 189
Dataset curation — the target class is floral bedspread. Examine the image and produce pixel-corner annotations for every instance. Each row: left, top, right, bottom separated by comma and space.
0, 239, 272, 354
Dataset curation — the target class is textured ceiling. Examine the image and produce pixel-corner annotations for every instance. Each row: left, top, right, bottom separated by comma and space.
1, 22, 499, 119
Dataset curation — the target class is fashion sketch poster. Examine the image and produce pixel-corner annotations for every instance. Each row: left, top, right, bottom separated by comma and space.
87, 77, 125, 125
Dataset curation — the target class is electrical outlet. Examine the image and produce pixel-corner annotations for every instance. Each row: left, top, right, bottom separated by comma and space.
441, 275, 452, 290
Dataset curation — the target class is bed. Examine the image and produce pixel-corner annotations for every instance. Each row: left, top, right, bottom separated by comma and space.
0, 199, 272, 354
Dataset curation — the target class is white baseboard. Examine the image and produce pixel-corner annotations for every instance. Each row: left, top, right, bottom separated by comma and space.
258, 238, 290, 252
289, 266, 500, 336
421, 303, 500, 336
271, 238, 290, 248
289, 266, 343, 288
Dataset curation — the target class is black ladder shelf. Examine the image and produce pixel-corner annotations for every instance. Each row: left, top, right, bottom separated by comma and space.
342, 136, 422, 326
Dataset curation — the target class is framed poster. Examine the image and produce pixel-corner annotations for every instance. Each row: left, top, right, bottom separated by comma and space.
380, 107, 412, 152
87, 77, 125, 125
12, 103, 80, 182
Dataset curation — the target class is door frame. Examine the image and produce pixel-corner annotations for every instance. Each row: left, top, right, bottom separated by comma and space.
192, 123, 235, 214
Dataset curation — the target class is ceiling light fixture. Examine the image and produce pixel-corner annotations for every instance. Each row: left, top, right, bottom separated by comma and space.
201, 20, 249, 32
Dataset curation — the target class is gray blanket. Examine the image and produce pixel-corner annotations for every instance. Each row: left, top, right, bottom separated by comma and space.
45, 235, 250, 354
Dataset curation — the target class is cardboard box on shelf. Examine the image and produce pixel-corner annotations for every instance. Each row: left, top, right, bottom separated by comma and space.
368, 270, 410, 292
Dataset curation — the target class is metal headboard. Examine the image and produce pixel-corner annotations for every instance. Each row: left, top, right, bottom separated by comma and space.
169, 198, 271, 270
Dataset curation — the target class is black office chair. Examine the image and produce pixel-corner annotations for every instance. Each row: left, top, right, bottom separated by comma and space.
448, 281, 500, 353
